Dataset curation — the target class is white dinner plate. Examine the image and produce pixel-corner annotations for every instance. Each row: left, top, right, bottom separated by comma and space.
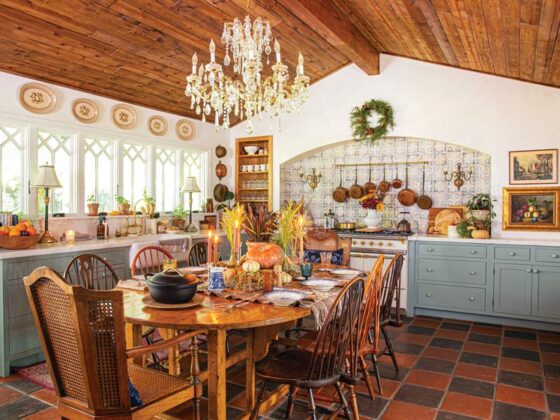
301, 279, 338, 293
329, 268, 363, 279
263, 289, 307, 307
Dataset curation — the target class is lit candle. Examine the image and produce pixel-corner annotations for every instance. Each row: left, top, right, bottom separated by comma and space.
297, 51, 305, 75
298, 215, 304, 259
66, 230, 75, 243
207, 230, 213, 265
274, 39, 281, 63
209, 39, 216, 62
213, 234, 219, 264
234, 220, 240, 257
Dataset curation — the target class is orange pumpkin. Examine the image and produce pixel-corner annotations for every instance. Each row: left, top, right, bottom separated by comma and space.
245, 242, 284, 269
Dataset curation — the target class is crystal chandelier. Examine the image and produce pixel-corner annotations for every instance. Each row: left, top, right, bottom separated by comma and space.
185, 16, 310, 133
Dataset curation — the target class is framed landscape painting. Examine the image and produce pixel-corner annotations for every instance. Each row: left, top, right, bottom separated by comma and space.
509, 149, 558, 184
503, 187, 560, 231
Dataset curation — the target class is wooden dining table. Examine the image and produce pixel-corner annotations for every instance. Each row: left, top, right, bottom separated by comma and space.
122, 289, 311, 419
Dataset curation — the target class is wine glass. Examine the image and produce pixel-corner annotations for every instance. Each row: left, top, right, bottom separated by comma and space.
299, 262, 313, 280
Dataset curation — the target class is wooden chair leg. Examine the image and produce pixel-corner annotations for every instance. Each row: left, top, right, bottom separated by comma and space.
286, 385, 296, 419
335, 382, 351, 420
190, 337, 201, 420
382, 326, 399, 372
369, 353, 383, 395
307, 388, 318, 420
347, 384, 359, 419
250, 381, 268, 420
359, 355, 376, 399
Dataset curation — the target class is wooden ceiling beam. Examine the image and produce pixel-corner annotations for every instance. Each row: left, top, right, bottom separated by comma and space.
277, 0, 380, 75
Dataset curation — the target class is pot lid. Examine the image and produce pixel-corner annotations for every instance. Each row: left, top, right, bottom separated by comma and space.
147, 268, 195, 288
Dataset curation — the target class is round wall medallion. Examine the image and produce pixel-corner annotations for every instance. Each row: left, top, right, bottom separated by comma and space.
71, 98, 99, 123
176, 119, 196, 141
19, 83, 57, 114
111, 104, 137, 129
148, 115, 168, 136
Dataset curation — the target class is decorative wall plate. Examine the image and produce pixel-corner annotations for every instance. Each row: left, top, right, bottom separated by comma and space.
19, 83, 57, 114
176, 119, 196, 141
111, 104, 137, 129
148, 115, 168, 136
71, 98, 99, 123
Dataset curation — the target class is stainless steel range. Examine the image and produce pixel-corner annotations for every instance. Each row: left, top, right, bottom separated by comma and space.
338, 230, 412, 323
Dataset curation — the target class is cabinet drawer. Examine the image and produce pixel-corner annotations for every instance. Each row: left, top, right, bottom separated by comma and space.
495, 246, 531, 261
535, 248, 560, 264
418, 243, 486, 259
418, 259, 486, 285
417, 283, 486, 312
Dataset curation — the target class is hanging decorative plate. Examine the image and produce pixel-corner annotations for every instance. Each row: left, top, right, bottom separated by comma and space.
111, 104, 137, 129
148, 115, 168, 136
19, 83, 57, 114
71, 98, 99, 123
176, 119, 196, 141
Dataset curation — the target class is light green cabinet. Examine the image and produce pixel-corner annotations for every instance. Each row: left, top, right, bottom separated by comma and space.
493, 263, 532, 316
532, 265, 560, 320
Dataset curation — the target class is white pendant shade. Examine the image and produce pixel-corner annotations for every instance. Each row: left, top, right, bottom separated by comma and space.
32, 164, 62, 188
181, 176, 200, 193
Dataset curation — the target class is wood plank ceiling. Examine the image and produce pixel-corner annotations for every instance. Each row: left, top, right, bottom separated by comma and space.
0, 0, 558, 122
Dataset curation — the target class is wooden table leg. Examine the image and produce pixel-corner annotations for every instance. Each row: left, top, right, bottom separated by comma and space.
160, 328, 180, 376
125, 323, 142, 365
207, 329, 227, 420
245, 329, 256, 413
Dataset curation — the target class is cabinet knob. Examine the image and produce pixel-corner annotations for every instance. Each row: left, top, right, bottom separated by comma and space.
469, 271, 476, 275
533, 269, 540, 274
509, 252, 516, 256
425, 292, 432, 298
526, 268, 532, 273
426, 267, 433, 272
471, 250, 477, 254
427, 248, 433, 252
468, 297, 476, 302
552, 254, 559, 259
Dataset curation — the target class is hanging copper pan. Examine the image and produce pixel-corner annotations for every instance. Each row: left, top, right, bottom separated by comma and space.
332, 167, 349, 203
349, 165, 364, 199
392, 165, 403, 189
363, 160, 376, 194
379, 164, 391, 193
417, 164, 433, 210
397, 165, 417, 207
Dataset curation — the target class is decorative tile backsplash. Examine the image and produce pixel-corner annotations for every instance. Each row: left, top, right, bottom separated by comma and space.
280, 137, 491, 232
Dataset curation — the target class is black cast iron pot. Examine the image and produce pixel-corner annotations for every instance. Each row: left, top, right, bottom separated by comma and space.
146, 268, 200, 304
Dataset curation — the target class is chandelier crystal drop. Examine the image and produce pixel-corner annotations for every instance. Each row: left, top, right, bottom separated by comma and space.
185, 15, 310, 133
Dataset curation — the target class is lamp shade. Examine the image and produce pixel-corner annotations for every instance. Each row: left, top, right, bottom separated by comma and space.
181, 176, 200, 193
32, 164, 62, 188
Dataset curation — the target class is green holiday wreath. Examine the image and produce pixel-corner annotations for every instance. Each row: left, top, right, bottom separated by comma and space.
350, 99, 395, 144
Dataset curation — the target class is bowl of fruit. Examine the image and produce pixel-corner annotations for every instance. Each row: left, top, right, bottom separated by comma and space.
0, 220, 42, 250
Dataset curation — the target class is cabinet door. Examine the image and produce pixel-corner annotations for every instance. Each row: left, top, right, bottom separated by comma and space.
349, 254, 364, 271
493, 263, 532, 316
532, 265, 560, 320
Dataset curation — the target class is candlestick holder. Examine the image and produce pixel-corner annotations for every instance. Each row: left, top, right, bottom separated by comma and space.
443, 163, 472, 191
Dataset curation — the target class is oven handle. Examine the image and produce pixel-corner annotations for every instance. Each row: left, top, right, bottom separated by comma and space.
351, 252, 407, 259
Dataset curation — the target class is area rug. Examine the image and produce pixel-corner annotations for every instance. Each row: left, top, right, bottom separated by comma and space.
14, 362, 53, 390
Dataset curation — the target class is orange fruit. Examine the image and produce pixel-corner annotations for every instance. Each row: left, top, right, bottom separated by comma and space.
15, 223, 27, 232
23, 220, 33, 228
0, 226, 9, 235
26, 227, 37, 236
0, 230, 6, 237
9, 229, 20, 237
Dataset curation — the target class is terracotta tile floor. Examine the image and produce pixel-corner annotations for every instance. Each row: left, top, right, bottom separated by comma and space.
2, 316, 560, 419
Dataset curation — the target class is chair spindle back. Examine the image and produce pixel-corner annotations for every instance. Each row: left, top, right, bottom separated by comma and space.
188, 242, 207, 267
64, 254, 119, 290
359, 256, 385, 351
380, 253, 404, 323
130, 245, 174, 276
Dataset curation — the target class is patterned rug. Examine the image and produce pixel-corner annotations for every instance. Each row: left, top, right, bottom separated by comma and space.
14, 363, 53, 390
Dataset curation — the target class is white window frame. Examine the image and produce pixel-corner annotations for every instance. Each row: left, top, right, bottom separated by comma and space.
0, 121, 30, 215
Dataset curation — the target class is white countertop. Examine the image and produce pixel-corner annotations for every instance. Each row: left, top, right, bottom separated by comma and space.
0, 231, 226, 260
409, 233, 560, 247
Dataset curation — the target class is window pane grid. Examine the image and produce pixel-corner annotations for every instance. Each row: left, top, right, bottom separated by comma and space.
123, 142, 147, 206
183, 150, 206, 211
155, 147, 177, 212
84, 137, 115, 212
0, 126, 24, 213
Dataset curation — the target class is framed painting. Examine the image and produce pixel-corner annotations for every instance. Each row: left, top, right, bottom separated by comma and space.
509, 149, 558, 184
503, 187, 560, 231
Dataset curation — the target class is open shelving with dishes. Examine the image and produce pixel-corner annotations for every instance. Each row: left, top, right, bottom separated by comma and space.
235, 135, 273, 209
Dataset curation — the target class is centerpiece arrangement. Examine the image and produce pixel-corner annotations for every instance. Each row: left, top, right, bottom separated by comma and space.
359, 192, 386, 230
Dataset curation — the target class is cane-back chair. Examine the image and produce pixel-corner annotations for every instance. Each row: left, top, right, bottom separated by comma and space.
250, 276, 365, 420
24, 267, 203, 420
130, 245, 174, 277
187, 242, 207, 267
64, 253, 120, 290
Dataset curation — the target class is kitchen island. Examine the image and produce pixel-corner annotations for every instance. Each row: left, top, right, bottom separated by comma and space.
408, 235, 560, 331
0, 231, 228, 376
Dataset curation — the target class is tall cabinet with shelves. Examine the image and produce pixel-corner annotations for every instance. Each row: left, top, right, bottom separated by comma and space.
235, 136, 273, 209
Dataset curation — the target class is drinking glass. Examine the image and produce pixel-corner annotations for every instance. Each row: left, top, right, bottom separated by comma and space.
299, 262, 313, 280
163, 259, 178, 270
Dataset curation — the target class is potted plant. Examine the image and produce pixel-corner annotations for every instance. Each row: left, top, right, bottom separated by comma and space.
86, 194, 99, 216
115, 195, 130, 215
465, 193, 496, 230
171, 205, 187, 230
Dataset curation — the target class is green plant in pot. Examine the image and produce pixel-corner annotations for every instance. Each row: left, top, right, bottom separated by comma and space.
142, 190, 156, 218
115, 195, 130, 215
465, 193, 496, 233
172, 205, 187, 230
86, 194, 99, 216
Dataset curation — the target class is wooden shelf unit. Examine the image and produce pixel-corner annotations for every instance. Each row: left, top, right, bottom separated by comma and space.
235, 135, 273, 209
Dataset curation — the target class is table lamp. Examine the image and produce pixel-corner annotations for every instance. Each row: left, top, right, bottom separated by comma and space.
181, 176, 200, 232
32, 164, 62, 243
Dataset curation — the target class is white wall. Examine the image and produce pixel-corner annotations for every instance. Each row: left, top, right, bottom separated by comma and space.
0, 72, 233, 204
230, 55, 560, 239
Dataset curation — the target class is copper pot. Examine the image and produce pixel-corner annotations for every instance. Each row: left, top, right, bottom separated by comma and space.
215, 145, 227, 158
213, 183, 229, 202
417, 164, 433, 210
363, 161, 376, 194
338, 222, 356, 231
397, 165, 417, 207
349, 165, 364, 199
215, 161, 227, 180
379, 164, 391, 193
392, 165, 403, 189
332, 167, 349, 203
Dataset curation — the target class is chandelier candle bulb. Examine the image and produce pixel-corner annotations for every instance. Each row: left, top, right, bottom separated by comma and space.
192, 53, 197, 74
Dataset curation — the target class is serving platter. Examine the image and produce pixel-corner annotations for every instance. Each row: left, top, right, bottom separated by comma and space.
141, 293, 203, 310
